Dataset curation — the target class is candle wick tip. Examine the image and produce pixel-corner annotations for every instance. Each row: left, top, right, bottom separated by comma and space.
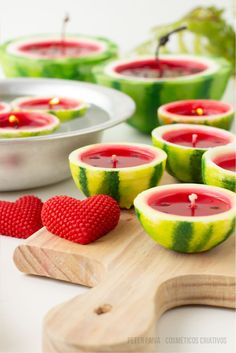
188, 193, 198, 209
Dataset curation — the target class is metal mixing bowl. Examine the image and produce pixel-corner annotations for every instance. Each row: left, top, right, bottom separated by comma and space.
0, 78, 135, 191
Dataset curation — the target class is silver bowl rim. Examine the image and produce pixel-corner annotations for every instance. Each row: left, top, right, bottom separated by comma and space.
0, 77, 136, 143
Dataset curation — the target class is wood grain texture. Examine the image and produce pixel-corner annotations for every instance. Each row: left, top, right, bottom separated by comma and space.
13, 209, 235, 353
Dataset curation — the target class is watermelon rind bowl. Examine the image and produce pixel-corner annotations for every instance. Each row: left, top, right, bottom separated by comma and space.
0, 34, 118, 82
93, 55, 232, 134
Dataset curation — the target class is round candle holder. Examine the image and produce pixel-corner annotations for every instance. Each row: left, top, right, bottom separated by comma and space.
0, 111, 60, 138
152, 124, 235, 183
0, 34, 118, 82
69, 143, 167, 209
93, 55, 232, 134
12, 96, 89, 122
134, 184, 236, 253
158, 99, 234, 130
202, 145, 236, 192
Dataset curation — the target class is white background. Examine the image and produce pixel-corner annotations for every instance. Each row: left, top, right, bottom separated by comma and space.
0, 1, 235, 353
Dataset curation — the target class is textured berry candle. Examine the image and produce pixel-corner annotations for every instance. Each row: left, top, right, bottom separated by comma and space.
134, 184, 236, 253
12, 96, 89, 122
152, 124, 235, 182
202, 145, 236, 192
0, 111, 60, 138
93, 55, 231, 133
158, 99, 234, 130
69, 143, 167, 209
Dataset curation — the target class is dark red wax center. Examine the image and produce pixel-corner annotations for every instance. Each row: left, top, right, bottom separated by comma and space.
81, 146, 155, 168
148, 189, 231, 216
214, 153, 236, 172
163, 129, 230, 148
18, 40, 101, 58
18, 97, 80, 111
115, 59, 207, 79
0, 112, 52, 129
166, 100, 230, 117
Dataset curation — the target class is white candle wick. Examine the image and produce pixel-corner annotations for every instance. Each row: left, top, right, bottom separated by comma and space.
192, 133, 198, 148
188, 193, 198, 209
111, 154, 118, 168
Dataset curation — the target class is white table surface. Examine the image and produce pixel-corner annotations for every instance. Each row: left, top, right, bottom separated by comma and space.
0, 80, 235, 353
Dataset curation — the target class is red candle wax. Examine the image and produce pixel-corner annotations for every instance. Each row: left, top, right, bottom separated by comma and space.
166, 100, 231, 117
163, 128, 230, 148
148, 189, 231, 217
81, 146, 155, 168
18, 97, 80, 111
0, 112, 53, 128
115, 59, 207, 79
214, 153, 236, 172
18, 40, 102, 59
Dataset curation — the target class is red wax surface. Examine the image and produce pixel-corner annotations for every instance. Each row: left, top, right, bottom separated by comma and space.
148, 189, 231, 216
115, 59, 207, 79
81, 146, 155, 168
163, 129, 230, 148
166, 100, 230, 116
0, 112, 53, 129
18, 97, 80, 111
214, 153, 236, 172
18, 40, 101, 58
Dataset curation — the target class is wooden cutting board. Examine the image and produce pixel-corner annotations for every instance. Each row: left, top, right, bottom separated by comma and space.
13, 209, 235, 353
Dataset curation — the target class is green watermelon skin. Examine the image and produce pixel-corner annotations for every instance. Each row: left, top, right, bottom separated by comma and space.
152, 124, 235, 183
134, 184, 236, 253
158, 102, 234, 131
202, 147, 236, 192
0, 35, 118, 82
69, 144, 167, 209
93, 56, 232, 134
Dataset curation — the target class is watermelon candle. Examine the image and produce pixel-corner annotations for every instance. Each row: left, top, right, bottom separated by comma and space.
0, 102, 10, 113
69, 143, 167, 209
158, 99, 234, 130
93, 55, 232, 133
12, 96, 89, 122
152, 124, 235, 183
0, 35, 118, 81
202, 145, 236, 192
134, 184, 236, 253
0, 111, 60, 138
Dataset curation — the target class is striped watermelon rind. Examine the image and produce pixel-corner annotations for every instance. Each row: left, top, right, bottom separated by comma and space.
11, 97, 89, 122
69, 143, 167, 209
152, 124, 235, 183
0, 34, 118, 82
0, 112, 60, 138
158, 100, 234, 130
202, 145, 236, 192
134, 184, 236, 253
93, 55, 232, 134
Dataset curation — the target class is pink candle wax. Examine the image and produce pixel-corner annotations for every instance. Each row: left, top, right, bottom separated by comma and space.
148, 188, 231, 217
80, 146, 155, 168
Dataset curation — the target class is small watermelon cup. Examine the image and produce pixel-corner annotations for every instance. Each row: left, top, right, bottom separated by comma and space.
0, 102, 10, 113
0, 111, 60, 138
202, 145, 236, 192
12, 96, 89, 122
152, 124, 235, 183
134, 184, 236, 253
93, 55, 232, 134
158, 99, 234, 130
0, 34, 118, 82
69, 143, 167, 209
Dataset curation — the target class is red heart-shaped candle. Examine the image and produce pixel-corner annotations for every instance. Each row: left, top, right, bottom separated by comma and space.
41, 195, 120, 244
0, 195, 43, 238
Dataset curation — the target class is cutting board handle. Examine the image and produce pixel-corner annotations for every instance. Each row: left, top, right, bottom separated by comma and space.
43, 265, 235, 352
